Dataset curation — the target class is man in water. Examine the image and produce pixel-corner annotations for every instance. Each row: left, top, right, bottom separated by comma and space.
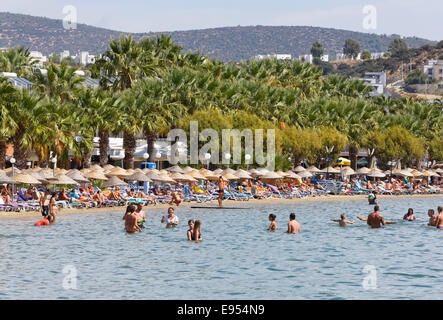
124, 205, 141, 234
357, 206, 397, 229
436, 206, 443, 229
287, 213, 300, 234
218, 176, 226, 208
161, 207, 179, 228
427, 209, 437, 226
331, 213, 355, 227
368, 191, 378, 205
135, 203, 146, 228
39, 189, 51, 220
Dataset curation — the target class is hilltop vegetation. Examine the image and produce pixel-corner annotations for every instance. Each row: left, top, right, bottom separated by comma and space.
0, 12, 435, 61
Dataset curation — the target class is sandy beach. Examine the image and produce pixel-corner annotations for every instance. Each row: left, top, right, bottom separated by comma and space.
1, 193, 442, 219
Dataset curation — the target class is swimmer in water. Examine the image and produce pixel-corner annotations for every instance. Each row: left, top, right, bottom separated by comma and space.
192, 220, 202, 241
368, 191, 378, 205
123, 205, 141, 234
161, 207, 179, 228
427, 209, 437, 226
286, 213, 300, 234
331, 213, 355, 227
135, 203, 146, 228
403, 208, 416, 221
267, 214, 277, 232
187, 220, 195, 241
357, 205, 397, 229
436, 206, 443, 230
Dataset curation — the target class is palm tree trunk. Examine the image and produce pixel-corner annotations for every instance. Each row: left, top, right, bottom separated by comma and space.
82, 149, 92, 168
145, 130, 157, 164
99, 129, 109, 166
0, 140, 6, 169
123, 131, 136, 169
349, 145, 358, 171
13, 126, 27, 169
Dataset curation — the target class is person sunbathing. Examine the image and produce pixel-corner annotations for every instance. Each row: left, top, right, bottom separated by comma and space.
127, 188, 136, 198
59, 188, 70, 201
108, 187, 125, 200
1, 187, 12, 204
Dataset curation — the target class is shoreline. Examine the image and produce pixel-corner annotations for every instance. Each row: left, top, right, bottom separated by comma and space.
1, 193, 442, 219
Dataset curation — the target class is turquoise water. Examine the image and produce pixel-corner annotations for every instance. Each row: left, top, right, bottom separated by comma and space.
0, 196, 442, 300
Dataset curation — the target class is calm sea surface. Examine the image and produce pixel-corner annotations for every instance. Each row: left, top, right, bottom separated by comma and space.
1, 196, 442, 300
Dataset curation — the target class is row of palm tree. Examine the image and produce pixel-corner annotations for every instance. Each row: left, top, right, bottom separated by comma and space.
0, 35, 441, 171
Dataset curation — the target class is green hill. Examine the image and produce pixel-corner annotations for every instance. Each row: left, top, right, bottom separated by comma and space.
0, 12, 436, 62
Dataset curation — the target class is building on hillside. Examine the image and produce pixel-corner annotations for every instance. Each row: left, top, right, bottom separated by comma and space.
334, 52, 361, 61
431, 61, 443, 81
370, 52, 385, 59
298, 54, 328, 64
254, 54, 292, 61
29, 51, 47, 67
360, 71, 386, 96
60, 50, 70, 60
423, 60, 439, 78
0, 72, 33, 90
76, 51, 96, 66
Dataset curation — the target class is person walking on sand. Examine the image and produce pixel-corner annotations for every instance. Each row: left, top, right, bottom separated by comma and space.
331, 213, 355, 227
286, 213, 300, 234
218, 176, 226, 208
357, 206, 397, 229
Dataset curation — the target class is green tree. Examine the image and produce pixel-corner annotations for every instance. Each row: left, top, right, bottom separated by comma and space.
361, 51, 371, 60
343, 39, 360, 59
389, 39, 409, 61
311, 41, 324, 58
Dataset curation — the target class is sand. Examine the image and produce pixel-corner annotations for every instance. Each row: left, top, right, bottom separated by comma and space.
1, 193, 442, 219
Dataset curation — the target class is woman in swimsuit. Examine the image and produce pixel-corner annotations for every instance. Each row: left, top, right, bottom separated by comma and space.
267, 214, 277, 231
187, 220, 195, 241
403, 208, 416, 221
192, 220, 202, 241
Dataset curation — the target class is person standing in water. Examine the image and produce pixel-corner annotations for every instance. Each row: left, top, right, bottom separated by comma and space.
134, 203, 146, 229
123, 205, 141, 234
287, 213, 300, 234
187, 220, 195, 240
331, 213, 355, 227
161, 207, 179, 228
357, 206, 397, 229
192, 220, 202, 241
427, 209, 437, 226
39, 190, 51, 220
436, 206, 443, 229
403, 208, 416, 221
267, 214, 277, 231
218, 176, 226, 208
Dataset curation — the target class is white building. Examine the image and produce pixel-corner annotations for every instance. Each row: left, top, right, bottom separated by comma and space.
76, 51, 96, 66
298, 54, 329, 64
29, 51, 47, 67
60, 50, 70, 60
423, 60, 439, 79
334, 52, 361, 61
371, 52, 385, 59
360, 72, 387, 96
254, 54, 292, 61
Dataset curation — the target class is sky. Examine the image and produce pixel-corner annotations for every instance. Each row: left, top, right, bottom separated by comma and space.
1, 0, 442, 41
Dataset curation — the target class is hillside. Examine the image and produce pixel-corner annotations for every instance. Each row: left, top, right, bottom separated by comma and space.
0, 12, 436, 62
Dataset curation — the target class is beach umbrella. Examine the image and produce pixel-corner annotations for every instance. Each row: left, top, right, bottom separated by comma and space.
321, 166, 340, 174
166, 165, 185, 174
106, 166, 130, 177
342, 167, 356, 176
102, 164, 114, 171
0, 170, 15, 184
260, 172, 282, 180
222, 173, 240, 180
37, 169, 55, 180
234, 169, 252, 179
356, 167, 371, 175
307, 166, 321, 173
200, 169, 219, 181
180, 174, 198, 182
297, 170, 313, 178
124, 171, 153, 182
293, 165, 306, 173
221, 168, 236, 175
157, 174, 177, 184
145, 171, 162, 182
102, 176, 128, 188
188, 170, 208, 180
12, 173, 41, 185
67, 171, 90, 183
396, 170, 414, 178
182, 166, 196, 173
126, 169, 135, 175
86, 170, 109, 181
47, 174, 79, 185
410, 170, 424, 177
22, 169, 50, 184
6, 168, 22, 177
276, 170, 289, 177
434, 168, 443, 174
367, 169, 386, 178
284, 171, 302, 179
213, 168, 223, 175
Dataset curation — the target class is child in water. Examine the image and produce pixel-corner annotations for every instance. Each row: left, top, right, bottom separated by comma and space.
331, 213, 355, 227
267, 214, 277, 231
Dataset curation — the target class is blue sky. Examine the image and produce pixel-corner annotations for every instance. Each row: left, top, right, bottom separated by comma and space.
1, 0, 442, 40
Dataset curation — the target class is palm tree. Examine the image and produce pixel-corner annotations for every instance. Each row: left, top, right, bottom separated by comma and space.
0, 78, 17, 168
0, 47, 36, 78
